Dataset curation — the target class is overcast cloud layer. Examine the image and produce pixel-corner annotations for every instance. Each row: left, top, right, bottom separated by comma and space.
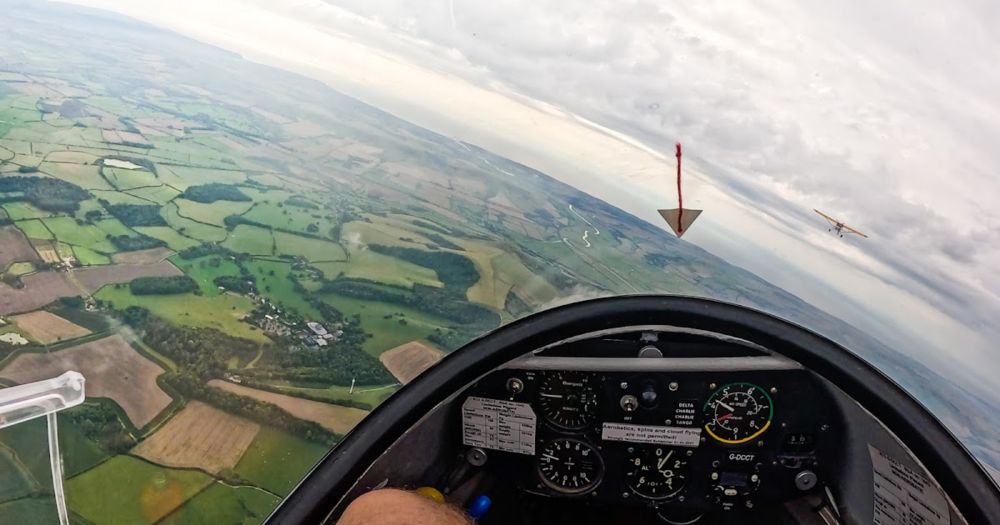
63, 0, 1000, 390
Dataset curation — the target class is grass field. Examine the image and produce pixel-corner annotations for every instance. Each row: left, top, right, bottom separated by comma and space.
0, 449, 33, 503
241, 201, 332, 235
161, 482, 279, 525
96, 286, 268, 342
72, 245, 111, 265
243, 259, 321, 318
39, 161, 112, 190
90, 188, 156, 205
273, 231, 346, 262
340, 220, 433, 250
93, 218, 135, 238
13, 219, 52, 240
313, 249, 442, 289
0, 497, 59, 524
5, 262, 34, 276
321, 294, 450, 356
175, 198, 253, 227
234, 427, 329, 497
67, 456, 213, 524
105, 166, 159, 190
134, 226, 201, 251
0, 414, 107, 484
126, 184, 181, 204
43, 217, 117, 253
2, 202, 51, 220
172, 255, 242, 296
159, 166, 246, 189
223, 225, 274, 256
161, 202, 227, 242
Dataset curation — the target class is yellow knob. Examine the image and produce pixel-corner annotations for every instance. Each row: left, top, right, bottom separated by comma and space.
414, 486, 445, 504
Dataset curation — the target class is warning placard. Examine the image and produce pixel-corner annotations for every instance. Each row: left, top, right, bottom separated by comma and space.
869, 445, 949, 525
601, 422, 701, 448
462, 397, 536, 455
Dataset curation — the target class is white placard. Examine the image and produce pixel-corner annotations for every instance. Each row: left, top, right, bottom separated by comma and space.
869, 445, 949, 525
601, 422, 701, 448
462, 397, 536, 455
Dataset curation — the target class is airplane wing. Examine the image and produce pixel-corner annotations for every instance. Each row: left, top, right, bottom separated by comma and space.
813, 209, 840, 225
841, 224, 869, 238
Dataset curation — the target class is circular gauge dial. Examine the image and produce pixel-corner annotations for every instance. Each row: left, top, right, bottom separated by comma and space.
537, 438, 604, 494
625, 446, 689, 499
703, 382, 773, 444
537, 371, 599, 430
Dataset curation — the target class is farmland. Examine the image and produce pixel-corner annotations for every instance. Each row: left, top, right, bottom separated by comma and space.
208, 380, 368, 434
133, 401, 260, 474
379, 341, 445, 385
0, 3, 875, 523
10, 310, 90, 343
0, 335, 172, 427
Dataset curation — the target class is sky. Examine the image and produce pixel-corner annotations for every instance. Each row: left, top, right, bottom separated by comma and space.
61, 0, 1000, 392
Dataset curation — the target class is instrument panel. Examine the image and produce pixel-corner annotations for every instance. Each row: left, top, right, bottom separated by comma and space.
459, 363, 840, 517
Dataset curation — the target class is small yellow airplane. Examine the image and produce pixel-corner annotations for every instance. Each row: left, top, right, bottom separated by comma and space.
814, 209, 868, 238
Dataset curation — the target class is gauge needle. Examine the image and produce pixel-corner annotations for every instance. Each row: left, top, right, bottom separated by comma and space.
540, 393, 564, 399
542, 453, 559, 461
657, 450, 674, 470
716, 413, 734, 422
716, 400, 735, 412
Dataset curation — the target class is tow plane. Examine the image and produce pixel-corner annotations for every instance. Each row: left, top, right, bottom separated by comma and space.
814, 209, 868, 238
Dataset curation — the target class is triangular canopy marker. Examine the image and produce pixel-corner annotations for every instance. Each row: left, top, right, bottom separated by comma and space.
658, 208, 702, 238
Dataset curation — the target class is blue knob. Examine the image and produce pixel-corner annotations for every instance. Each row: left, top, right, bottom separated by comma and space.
467, 495, 492, 520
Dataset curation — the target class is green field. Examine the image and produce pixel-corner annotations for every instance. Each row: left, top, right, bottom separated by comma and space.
104, 166, 159, 190
5, 262, 35, 276
1, 202, 51, 220
234, 427, 328, 497
39, 161, 112, 190
244, 259, 321, 318
94, 218, 136, 238
160, 482, 280, 525
67, 456, 213, 524
241, 201, 332, 236
0, 450, 33, 503
171, 255, 243, 296
321, 293, 450, 356
223, 225, 274, 256
43, 217, 117, 253
273, 231, 345, 262
175, 198, 253, 227
13, 219, 52, 240
261, 381, 399, 408
134, 226, 201, 251
0, 497, 59, 525
90, 188, 156, 205
313, 249, 442, 289
159, 166, 246, 189
71, 245, 111, 265
126, 185, 181, 204
0, 415, 107, 501
341, 220, 433, 250
96, 285, 269, 343
162, 202, 228, 242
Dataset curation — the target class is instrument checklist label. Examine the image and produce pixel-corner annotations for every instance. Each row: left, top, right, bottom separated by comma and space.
869, 445, 949, 525
601, 422, 701, 448
462, 397, 536, 455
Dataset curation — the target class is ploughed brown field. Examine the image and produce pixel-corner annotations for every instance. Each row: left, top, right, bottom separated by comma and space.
0, 335, 172, 427
110, 247, 174, 265
0, 226, 39, 270
11, 310, 90, 344
0, 260, 181, 315
133, 400, 260, 473
0, 226, 38, 273
379, 341, 445, 385
208, 380, 368, 434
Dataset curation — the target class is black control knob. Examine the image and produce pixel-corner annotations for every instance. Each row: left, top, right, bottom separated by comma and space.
640, 383, 658, 408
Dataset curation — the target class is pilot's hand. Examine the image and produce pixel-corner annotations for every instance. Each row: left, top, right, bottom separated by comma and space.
338, 488, 473, 525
